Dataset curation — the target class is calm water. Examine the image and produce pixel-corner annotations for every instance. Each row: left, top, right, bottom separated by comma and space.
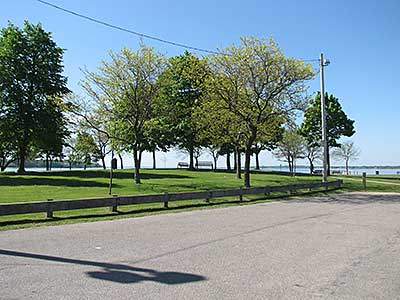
3, 166, 400, 175
260, 166, 400, 175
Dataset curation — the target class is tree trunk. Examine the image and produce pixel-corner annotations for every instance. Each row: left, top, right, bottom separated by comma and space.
287, 156, 292, 174
226, 152, 231, 171
118, 153, 124, 169
255, 152, 260, 170
17, 146, 26, 174
139, 150, 143, 169
133, 149, 141, 184
0, 155, 14, 171
233, 149, 237, 172
46, 153, 50, 171
101, 156, 106, 170
50, 157, 53, 171
308, 157, 314, 174
152, 149, 156, 169
346, 159, 349, 175
213, 156, 217, 170
244, 146, 252, 188
235, 147, 241, 179
189, 147, 195, 170
69, 161, 72, 170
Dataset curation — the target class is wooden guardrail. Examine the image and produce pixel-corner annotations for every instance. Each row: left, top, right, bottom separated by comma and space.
0, 180, 342, 218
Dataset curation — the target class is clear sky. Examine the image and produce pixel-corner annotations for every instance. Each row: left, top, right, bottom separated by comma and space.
2, 0, 400, 168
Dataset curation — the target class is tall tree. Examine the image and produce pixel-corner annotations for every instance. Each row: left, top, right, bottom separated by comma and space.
251, 120, 284, 170
74, 131, 98, 170
0, 21, 69, 173
300, 92, 355, 175
206, 37, 314, 187
0, 111, 17, 171
194, 95, 246, 179
81, 45, 166, 183
36, 97, 70, 170
218, 143, 235, 171
332, 140, 360, 175
273, 130, 306, 175
157, 51, 210, 170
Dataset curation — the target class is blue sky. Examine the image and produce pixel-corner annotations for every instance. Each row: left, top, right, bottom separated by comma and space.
2, 0, 400, 167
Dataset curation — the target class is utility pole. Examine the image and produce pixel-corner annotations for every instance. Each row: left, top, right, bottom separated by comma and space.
320, 53, 330, 182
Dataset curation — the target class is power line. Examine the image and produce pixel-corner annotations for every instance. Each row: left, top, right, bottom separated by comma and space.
37, 0, 225, 55
37, 0, 320, 62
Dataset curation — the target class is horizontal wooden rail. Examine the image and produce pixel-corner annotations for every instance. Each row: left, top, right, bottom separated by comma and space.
0, 180, 342, 218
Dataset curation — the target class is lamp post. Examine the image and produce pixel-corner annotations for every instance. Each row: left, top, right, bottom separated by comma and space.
320, 53, 330, 182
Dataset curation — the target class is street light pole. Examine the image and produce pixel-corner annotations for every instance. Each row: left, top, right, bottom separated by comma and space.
320, 53, 329, 182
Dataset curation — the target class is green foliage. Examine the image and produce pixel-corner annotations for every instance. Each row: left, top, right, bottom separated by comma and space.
203, 37, 314, 186
273, 129, 306, 174
157, 51, 211, 168
81, 45, 166, 183
300, 92, 355, 147
74, 132, 99, 168
0, 21, 69, 172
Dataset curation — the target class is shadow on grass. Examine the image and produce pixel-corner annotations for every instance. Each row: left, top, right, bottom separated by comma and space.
1, 170, 192, 180
0, 177, 116, 188
369, 176, 400, 181
0, 249, 206, 285
0, 188, 341, 228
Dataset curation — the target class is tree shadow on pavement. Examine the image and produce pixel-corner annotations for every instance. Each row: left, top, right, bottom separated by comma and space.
288, 193, 400, 205
0, 249, 206, 285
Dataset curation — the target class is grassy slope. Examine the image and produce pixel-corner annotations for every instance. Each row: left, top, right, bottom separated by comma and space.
0, 169, 399, 230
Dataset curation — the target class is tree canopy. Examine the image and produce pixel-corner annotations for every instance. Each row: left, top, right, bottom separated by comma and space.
80, 45, 166, 183
204, 37, 314, 186
157, 51, 211, 170
300, 92, 355, 173
0, 21, 69, 173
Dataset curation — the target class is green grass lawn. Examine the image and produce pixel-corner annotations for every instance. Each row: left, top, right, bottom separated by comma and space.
0, 168, 398, 230
334, 174, 400, 193
0, 168, 323, 203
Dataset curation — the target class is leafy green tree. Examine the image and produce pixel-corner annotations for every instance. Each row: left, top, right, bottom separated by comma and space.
251, 119, 284, 170
206, 37, 314, 187
194, 95, 247, 179
74, 132, 98, 170
81, 46, 166, 183
35, 97, 70, 170
0, 121, 17, 171
218, 143, 235, 170
273, 129, 306, 175
0, 97, 17, 171
300, 92, 355, 174
0, 21, 69, 173
157, 51, 210, 170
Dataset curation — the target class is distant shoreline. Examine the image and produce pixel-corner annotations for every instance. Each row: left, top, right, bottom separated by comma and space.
261, 165, 400, 170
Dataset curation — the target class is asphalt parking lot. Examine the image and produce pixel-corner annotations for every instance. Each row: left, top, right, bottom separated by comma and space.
1, 192, 400, 300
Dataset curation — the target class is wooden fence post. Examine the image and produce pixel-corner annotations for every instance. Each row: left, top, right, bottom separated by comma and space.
164, 192, 169, 209
111, 195, 118, 212
46, 199, 53, 219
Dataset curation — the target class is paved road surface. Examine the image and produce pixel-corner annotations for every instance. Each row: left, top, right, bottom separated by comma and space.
1, 192, 400, 300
